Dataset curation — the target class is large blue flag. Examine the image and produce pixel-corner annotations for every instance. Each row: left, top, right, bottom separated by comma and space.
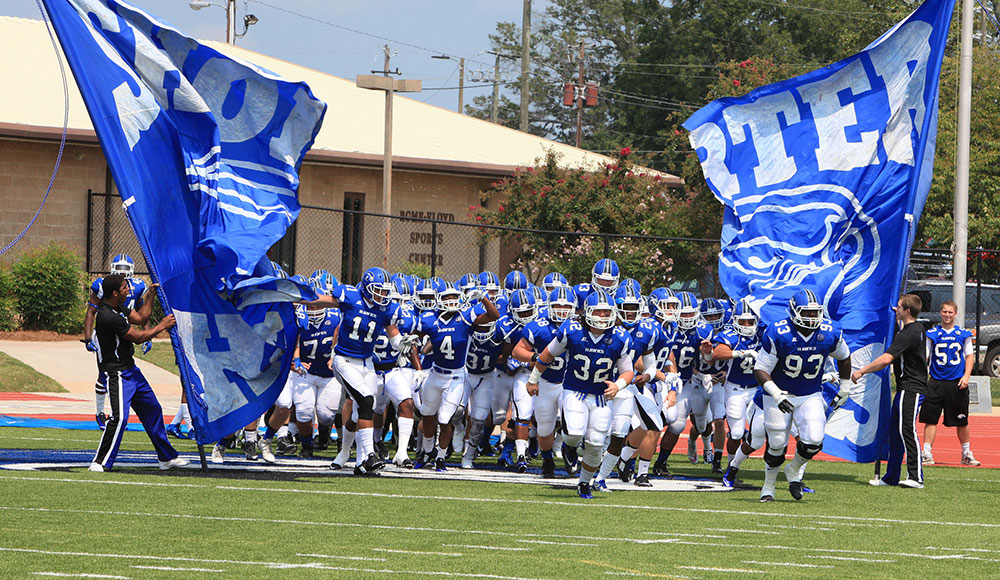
683, 0, 954, 462
43, 0, 325, 444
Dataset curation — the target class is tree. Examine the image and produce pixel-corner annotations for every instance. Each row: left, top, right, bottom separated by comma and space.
474, 149, 719, 292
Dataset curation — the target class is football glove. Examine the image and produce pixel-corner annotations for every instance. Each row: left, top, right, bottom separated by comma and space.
732, 349, 756, 361
141, 341, 152, 354
465, 288, 484, 304
83, 338, 98, 352
831, 379, 852, 410
822, 371, 839, 384
776, 393, 795, 414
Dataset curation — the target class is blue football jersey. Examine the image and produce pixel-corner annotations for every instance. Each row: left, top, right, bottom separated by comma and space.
373, 306, 418, 368
673, 322, 713, 380
926, 325, 974, 381
467, 327, 503, 375
92, 277, 146, 311
299, 309, 339, 378
553, 320, 632, 396
649, 320, 676, 373
712, 327, 761, 387
418, 304, 485, 371
759, 317, 847, 396
522, 318, 567, 382
497, 314, 529, 372
628, 318, 659, 364
333, 285, 400, 358
572, 283, 595, 310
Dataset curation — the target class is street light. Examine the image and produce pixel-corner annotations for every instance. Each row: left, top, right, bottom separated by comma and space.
431, 55, 465, 114
189, 0, 258, 45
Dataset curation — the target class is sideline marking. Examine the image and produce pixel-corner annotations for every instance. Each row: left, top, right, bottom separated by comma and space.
643, 532, 727, 539
705, 528, 780, 535
4, 474, 1000, 529
132, 566, 223, 572
744, 560, 834, 568
32, 575, 129, 579
678, 566, 764, 574
811, 555, 895, 563
756, 524, 835, 531
296, 553, 387, 562
517, 540, 598, 547
373, 548, 464, 557
443, 545, 530, 552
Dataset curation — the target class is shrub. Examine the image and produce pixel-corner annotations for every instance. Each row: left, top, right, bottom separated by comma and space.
396, 260, 432, 280
0, 267, 20, 332
11, 242, 86, 334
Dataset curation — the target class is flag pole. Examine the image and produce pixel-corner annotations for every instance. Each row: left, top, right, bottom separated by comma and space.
953, 0, 973, 321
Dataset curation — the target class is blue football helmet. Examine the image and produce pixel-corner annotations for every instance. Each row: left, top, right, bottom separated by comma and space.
614, 284, 644, 327
389, 274, 412, 303
508, 289, 538, 325
360, 267, 392, 306
621, 277, 641, 296
648, 287, 680, 324
415, 278, 439, 311
504, 271, 528, 295
789, 289, 824, 330
457, 273, 479, 296
591, 259, 620, 292
437, 281, 464, 313
270, 260, 288, 280
528, 283, 546, 307
541, 272, 569, 295
110, 254, 134, 278
584, 289, 617, 330
310, 269, 338, 295
676, 292, 700, 330
733, 298, 760, 337
700, 298, 726, 331
478, 271, 501, 301
547, 286, 576, 323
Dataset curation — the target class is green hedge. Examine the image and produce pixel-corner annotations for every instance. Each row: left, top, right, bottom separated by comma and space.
0, 268, 19, 332
8, 242, 85, 334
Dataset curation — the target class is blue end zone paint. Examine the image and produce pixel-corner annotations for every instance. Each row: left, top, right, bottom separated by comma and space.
0, 415, 152, 432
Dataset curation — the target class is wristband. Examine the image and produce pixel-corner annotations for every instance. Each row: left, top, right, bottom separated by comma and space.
293, 357, 301, 367
644, 367, 657, 383
531, 353, 539, 363
839, 378, 853, 392
87, 302, 98, 309
762, 380, 783, 399
614, 378, 627, 390
389, 333, 403, 351
527, 366, 543, 384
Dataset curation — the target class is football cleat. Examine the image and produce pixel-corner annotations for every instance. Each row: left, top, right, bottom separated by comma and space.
868, 477, 891, 487
96, 412, 108, 431
210, 444, 225, 464
634, 474, 653, 487
962, 452, 982, 467
460, 456, 474, 469
413, 451, 428, 470
541, 456, 556, 478
703, 448, 714, 465
899, 478, 924, 489
329, 461, 344, 471
315, 424, 332, 451
434, 457, 448, 472
789, 480, 804, 500
687, 438, 697, 464
275, 435, 297, 456
299, 445, 313, 459
618, 459, 635, 482
478, 442, 497, 457
577, 481, 593, 499
712, 456, 723, 474
165, 424, 183, 439
159, 457, 189, 471
376, 441, 389, 461
393, 456, 413, 469
259, 438, 276, 464
592, 479, 611, 493
562, 443, 579, 475
651, 460, 671, 477
88, 462, 104, 472
497, 448, 514, 469
722, 466, 739, 488
921, 450, 935, 465
527, 438, 539, 459
759, 494, 774, 503
515, 455, 529, 473
244, 440, 259, 461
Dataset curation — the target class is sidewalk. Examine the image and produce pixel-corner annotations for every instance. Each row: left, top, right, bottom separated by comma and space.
0, 340, 182, 420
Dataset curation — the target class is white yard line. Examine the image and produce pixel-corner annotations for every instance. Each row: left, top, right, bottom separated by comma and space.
131, 566, 223, 572
756, 524, 835, 531
811, 555, 895, 563
6, 474, 999, 530
743, 560, 834, 568
678, 566, 764, 574
296, 553, 387, 561
32, 574, 130, 579
373, 548, 464, 557
925, 546, 1000, 554
443, 545, 530, 552
643, 532, 727, 539
516, 540, 598, 547
704, 528, 781, 535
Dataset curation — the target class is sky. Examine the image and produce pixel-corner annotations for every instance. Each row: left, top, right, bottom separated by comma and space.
5, 0, 544, 113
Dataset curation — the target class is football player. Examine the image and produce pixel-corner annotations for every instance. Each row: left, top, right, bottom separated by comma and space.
527, 290, 633, 499
754, 290, 852, 501
462, 318, 505, 468
495, 288, 538, 472
513, 285, 575, 477
698, 297, 731, 471
290, 282, 342, 458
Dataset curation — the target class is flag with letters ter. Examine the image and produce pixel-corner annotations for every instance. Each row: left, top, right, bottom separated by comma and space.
43, 0, 326, 444
683, 0, 954, 462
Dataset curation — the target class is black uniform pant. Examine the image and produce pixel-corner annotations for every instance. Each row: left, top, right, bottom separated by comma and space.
883, 389, 924, 485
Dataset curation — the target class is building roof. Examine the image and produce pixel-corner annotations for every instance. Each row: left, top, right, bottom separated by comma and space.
0, 15, 680, 183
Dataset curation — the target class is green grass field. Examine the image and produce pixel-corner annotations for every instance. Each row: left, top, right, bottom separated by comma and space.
135, 341, 179, 375
1, 427, 998, 580
0, 352, 66, 392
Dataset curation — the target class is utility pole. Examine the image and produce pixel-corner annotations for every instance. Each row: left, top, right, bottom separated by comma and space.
491, 53, 501, 123
357, 46, 422, 267
954, 0, 974, 324
458, 57, 465, 113
226, 0, 234, 45
520, 0, 531, 132
576, 40, 585, 149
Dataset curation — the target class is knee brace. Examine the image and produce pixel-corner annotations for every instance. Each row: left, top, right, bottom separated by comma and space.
562, 434, 583, 449
763, 446, 787, 468
451, 406, 466, 426
467, 419, 485, 445
582, 441, 604, 467
355, 395, 375, 421
796, 440, 823, 460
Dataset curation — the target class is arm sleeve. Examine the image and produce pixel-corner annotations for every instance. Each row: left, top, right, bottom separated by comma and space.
546, 336, 567, 357
641, 351, 657, 380
926, 336, 934, 362
830, 335, 850, 361
616, 352, 633, 376
964, 337, 974, 357
754, 334, 778, 374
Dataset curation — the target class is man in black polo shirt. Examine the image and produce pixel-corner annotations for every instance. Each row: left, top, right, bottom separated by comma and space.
89, 273, 185, 472
852, 293, 927, 488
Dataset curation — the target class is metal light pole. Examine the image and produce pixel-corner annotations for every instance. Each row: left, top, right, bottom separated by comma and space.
431, 55, 465, 113
953, 0, 974, 324
189, 0, 257, 45
520, 0, 531, 131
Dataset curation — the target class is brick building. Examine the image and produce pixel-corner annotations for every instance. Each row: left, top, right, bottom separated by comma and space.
0, 16, 679, 282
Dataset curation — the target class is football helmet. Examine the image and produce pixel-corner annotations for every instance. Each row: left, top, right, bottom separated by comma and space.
310, 269, 338, 295
649, 287, 679, 323
541, 272, 569, 295
591, 258, 620, 292
110, 254, 134, 278
789, 289, 824, 330
472, 321, 496, 344
457, 273, 479, 296
414, 278, 439, 311
700, 298, 726, 331
676, 292, 700, 330
437, 281, 464, 312
614, 284, 643, 327
508, 289, 538, 325
270, 260, 288, 280
584, 289, 616, 330
733, 298, 760, 338
547, 286, 576, 323
504, 271, 528, 295
528, 283, 546, 307
360, 267, 392, 306
621, 277, 641, 296
478, 271, 501, 302
389, 274, 412, 303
